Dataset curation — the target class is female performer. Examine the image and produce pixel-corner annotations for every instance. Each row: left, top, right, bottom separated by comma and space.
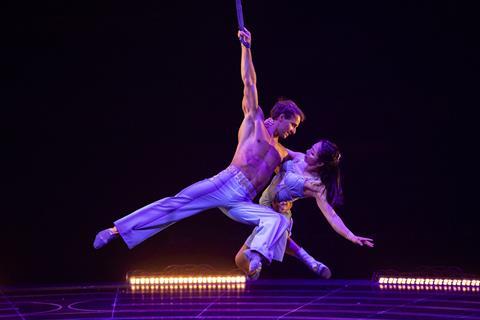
235, 138, 374, 279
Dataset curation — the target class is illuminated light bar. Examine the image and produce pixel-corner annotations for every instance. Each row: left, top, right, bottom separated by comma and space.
377, 277, 480, 292
128, 275, 246, 286
379, 284, 480, 292
130, 283, 246, 291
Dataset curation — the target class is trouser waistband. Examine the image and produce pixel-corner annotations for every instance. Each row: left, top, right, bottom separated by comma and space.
224, 165, 257, 200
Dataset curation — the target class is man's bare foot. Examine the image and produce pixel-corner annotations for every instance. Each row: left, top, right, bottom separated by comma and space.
93, 227, 119, 249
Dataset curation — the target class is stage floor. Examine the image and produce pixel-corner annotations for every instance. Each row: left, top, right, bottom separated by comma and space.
1, 279, 479, 319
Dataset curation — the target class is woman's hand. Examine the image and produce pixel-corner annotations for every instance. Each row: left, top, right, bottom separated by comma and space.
348, 233, 374, 248
264, 117, 274, 128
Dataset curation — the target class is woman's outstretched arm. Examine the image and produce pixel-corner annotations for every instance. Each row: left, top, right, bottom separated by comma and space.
310, 190, 374, 247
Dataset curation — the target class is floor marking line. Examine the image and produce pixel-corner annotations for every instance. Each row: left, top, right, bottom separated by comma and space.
276, 286, 345, 319
111, 287, 120, 319
0, 289, 26, 320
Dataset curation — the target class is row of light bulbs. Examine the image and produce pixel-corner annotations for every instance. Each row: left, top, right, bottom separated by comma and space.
128, 276, 246, 285
379, 284, 479, 292
130, 283, 246, 291
378, 277, 480, 286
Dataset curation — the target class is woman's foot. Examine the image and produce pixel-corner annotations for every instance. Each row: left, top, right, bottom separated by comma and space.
311, 261, 332, 279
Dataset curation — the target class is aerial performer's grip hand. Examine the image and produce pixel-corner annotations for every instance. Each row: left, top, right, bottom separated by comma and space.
238, 28, 252, 49
236, 0, 251, 48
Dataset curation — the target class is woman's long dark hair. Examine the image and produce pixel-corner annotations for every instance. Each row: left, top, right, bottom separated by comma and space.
316, 139, 344, 208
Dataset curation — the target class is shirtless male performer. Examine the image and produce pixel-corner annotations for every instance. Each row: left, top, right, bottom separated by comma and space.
93, 29, 318, 279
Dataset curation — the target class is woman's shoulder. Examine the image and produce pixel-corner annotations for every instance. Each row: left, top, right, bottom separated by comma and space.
282, 154, 303, 169
292, 153, 305, 162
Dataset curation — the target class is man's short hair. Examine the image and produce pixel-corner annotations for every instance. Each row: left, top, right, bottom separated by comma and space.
270, 99, 305, 122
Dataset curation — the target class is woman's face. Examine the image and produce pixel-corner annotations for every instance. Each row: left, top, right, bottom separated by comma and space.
305, 142, 322, 166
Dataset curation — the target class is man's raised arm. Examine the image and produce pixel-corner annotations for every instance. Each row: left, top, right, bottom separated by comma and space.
238, 29, 259, 117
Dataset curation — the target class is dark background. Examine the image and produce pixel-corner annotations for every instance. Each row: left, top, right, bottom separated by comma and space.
3, 1, 473, 285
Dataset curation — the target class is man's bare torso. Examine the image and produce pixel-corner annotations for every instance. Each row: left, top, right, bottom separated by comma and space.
231, 110, 288, 194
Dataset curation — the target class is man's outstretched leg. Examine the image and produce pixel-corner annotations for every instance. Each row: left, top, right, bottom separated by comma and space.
93, 172, 231, 250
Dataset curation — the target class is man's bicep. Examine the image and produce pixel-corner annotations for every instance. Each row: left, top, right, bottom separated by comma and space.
242, 84, 259, 116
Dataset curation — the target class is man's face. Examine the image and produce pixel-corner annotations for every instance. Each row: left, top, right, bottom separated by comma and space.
276, 114, 301, 139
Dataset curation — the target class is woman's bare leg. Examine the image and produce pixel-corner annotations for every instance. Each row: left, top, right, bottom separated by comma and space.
285, 236, 301, 256
235, 244, 251, 275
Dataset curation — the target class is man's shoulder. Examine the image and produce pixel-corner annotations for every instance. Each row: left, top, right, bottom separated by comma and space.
276, 142, 289, 159
255, 105, 265, 120
276, 141, 286, 149
243, 105, 265, 122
